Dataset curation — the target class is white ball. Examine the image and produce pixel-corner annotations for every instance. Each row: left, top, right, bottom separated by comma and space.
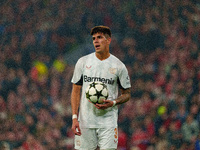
89, 87, 96, 95
85, 82, 109, 104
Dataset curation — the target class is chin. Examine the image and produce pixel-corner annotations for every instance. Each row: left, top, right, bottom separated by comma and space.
95, 49, 102, 53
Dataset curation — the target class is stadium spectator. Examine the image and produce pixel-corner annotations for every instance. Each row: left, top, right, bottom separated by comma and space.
166, 120, 183, 149
182, 114, 199, 145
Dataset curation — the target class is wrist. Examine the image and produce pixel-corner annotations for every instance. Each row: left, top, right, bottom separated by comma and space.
112, 100, 117, 107
72, 114, 78, 120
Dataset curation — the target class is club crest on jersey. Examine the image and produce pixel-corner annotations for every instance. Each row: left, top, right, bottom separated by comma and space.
86, 65, 92, 69
109, 68, 117, 74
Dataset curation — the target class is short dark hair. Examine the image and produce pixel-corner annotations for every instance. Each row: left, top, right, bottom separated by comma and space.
90, 26, 111, 37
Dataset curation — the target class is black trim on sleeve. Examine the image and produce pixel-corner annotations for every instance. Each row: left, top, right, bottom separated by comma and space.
75, 75, 83, 85
117, 77, 124, 89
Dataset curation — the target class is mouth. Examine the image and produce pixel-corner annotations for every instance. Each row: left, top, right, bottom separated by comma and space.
95, 45, 100, 49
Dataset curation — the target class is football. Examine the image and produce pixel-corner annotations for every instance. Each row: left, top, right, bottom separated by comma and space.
85, 82, 109, 104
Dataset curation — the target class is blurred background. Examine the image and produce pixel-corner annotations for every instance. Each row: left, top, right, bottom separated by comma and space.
0, 0, 200, 150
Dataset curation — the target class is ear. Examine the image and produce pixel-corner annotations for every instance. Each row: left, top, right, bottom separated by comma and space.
107, 37, 111, 44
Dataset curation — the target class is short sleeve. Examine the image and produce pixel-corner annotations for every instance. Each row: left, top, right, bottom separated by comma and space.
118, 64, 131, 89
71, 58, 84, 84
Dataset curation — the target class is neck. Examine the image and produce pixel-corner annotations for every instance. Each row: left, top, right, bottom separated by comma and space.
95, 52, 110, 61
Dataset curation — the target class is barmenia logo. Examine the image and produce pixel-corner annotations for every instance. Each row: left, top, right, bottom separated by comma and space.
83, 75, 114, 85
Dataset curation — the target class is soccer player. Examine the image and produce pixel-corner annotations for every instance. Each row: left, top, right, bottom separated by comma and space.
71, 26, 131, 150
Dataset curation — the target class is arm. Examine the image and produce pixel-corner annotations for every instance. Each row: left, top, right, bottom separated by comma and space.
95, 88, 131, 109
71, 83, 82, 135
114, 88, 131, 105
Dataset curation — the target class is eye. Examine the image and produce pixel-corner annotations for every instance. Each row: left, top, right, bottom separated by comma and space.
97, 36, 102, 39
92, 37, 95, 41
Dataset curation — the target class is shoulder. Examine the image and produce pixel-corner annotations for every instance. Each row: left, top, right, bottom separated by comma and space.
109, 54, 126, 67
77, 53, 94, 63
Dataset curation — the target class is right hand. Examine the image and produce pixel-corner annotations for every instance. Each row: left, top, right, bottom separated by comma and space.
71, 119, 81, 136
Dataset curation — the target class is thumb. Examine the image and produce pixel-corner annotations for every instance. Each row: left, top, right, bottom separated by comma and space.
76, 126, 82, 135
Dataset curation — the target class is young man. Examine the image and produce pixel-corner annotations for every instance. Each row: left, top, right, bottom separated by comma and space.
71, 26, 131, 150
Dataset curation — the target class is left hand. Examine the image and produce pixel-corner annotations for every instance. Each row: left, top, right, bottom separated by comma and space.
94, 100, 114, 109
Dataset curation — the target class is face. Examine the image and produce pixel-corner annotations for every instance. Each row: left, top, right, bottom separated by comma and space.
92, 32, 111, 54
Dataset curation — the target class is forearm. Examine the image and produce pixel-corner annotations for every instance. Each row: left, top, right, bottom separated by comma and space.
94, 88, 131, 109
114, 88, 131, 105
71, 84, 82, 135
71, 84, 82, 115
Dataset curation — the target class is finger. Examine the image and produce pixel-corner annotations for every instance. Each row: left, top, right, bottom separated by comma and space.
75, 131, 81, 136
94, 104, 101, 109
104, 100, 111, 104
77, 126, 82, 135
75, 127, 81, 136
88, 99, 93, 103
95, 103, 101, 107
96, 105, 106, 110
94, 105, 101, 109
72, 127, 77, 134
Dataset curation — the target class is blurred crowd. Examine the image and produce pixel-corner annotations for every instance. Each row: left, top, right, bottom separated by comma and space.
1, 0, 200, 150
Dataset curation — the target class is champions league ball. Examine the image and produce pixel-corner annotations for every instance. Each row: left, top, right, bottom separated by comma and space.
85, 82, 109, 104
